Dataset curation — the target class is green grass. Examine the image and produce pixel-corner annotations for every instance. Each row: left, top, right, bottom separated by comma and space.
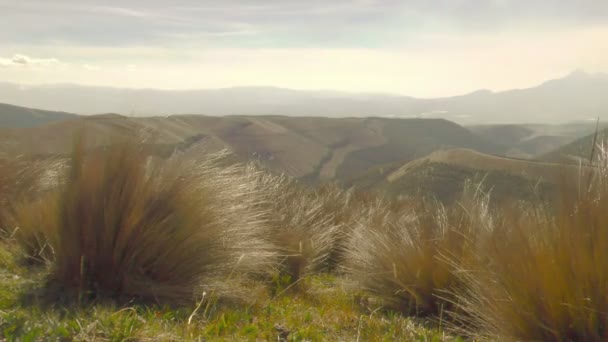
0, 246, 451, 341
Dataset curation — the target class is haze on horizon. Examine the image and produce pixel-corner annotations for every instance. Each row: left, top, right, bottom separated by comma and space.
1, 0, 607, 98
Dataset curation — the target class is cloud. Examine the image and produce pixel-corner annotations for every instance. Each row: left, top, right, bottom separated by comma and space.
1, 0, 606, 48
3, 23, 607, 97
0, 1, 607, 97
87, 6, 155, 18
83, 64, 101, 71
0, 54, 61, 68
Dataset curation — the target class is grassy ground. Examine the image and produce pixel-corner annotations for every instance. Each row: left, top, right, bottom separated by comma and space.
0, 244, 454, 342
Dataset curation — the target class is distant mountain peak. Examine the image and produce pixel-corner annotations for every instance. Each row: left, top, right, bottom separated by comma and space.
538, 69, 607, 89
467, 89, 494, 96
562, 69, 608, 81
565, 69, 591, 79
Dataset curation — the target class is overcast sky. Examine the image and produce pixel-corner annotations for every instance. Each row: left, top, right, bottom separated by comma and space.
1, 0, 607, 97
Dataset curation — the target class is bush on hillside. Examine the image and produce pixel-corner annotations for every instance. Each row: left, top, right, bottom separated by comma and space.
12, 140, 276, 304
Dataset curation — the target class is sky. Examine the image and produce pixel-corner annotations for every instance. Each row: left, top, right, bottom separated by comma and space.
0, 0, 607, 97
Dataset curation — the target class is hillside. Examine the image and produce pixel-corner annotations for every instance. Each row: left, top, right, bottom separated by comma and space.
0, 113, 505, 181
332, 118, 500, 180
541, 128, 608, 164
468, 122, 600, 158
1, 71, 607, 124
468, 124, 534, 147
346, 148, 577, 203
0, 103, 77, 128
514, 135, 575, 157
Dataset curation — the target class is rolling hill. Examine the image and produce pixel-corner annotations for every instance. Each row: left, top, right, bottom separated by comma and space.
331, 118, 500, 180
468, 124, 535, 148
345, 148, 579, 203
0, 103, 77, 128
0, 102, 592, 203
467, 122, 605, 158
541, 128, 608, 164
0, 107, 506, 181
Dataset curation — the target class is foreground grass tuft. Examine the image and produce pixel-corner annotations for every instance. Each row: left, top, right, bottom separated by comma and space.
259, 174, 344, 289
344, 184, 492, 318
11, 141, 276, 304
454, 159, 608, 341
0, 156, 43, 233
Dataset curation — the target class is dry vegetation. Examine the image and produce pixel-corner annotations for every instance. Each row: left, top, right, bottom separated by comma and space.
9, 140, 276, 304
253, 173, 370, 293
343, 183, 491, 318
2, 136, 608, 341
260, 174, 342, 289
452, 152, 608, 341
0, 156, 41, 232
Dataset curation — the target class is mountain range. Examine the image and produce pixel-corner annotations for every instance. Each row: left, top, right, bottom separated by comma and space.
1, 70, 606, 124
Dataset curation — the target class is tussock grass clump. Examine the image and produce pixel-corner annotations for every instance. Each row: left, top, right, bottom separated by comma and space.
0, 161, 10, 233
10, 193, 58, 263
258, 173, 342, 288
344, 184, 493, 317
0, 157, 43, 233
454, 154, 608, 341
12, 141, 276, 304
307, 183, 367, 270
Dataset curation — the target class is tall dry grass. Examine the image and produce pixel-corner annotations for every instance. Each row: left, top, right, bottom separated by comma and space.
0, 156, 43, 235
307, 183, 368, 270
260, 174, 341, 288
0, 160, 10, 232
0, 159, 13, 258
344, 182, 493, 317
12, 140, 276, 304
453, 150, 608, 341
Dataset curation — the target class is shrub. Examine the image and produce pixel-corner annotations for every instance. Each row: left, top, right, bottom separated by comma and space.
12, 140, 276, 304
454, 153, 608, 341
344, 183, 492, 317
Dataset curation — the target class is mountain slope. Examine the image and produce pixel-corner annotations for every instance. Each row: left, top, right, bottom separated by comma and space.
346, 148, 577, 203
0, 115, 505, 181
334, 118, 501, 179
468, 125, 535, 148
541, 128, 608, 164
467, 123, 587, 158
418, 71, 608, 124
0, 102, 77, 128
